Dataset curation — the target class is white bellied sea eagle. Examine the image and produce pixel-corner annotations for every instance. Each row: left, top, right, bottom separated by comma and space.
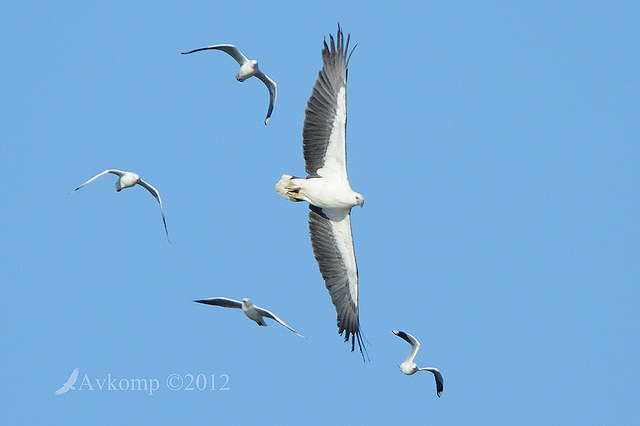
275, 26, 365, 355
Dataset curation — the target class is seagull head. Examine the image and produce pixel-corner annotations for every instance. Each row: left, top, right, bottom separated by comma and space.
355, 193, 365, 208
242, 298, 253, 307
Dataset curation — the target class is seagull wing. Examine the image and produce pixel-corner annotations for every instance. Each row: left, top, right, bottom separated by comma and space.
193, 297, 243, 309
309, 204, 362, 353
255, 305, 306, 338
181, 44, 249, 66
137, 179, 169, 242
302, 26, 355, 179
254, 71, 278, 125
393, 330, 421, 364
72, 169, 125, 192
418, 367, 444, 397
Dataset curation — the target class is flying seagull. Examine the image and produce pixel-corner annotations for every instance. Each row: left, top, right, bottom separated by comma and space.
72, 169, 169, 242
181, 44, 277, 125
393, 330, 444, 397
274, 26, 364, 355
194, 297, 305, 338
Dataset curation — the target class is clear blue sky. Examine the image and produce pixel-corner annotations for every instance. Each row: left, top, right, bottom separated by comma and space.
2, 1, 638, 424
